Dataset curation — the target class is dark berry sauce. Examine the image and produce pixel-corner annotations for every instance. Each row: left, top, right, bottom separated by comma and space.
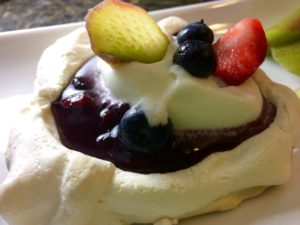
51, 56, 276, 174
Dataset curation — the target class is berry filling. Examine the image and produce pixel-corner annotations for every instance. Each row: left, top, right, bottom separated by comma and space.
51, 56, 276, 174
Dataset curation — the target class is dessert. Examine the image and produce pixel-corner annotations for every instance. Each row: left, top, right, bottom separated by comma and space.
1, 1, 300, 225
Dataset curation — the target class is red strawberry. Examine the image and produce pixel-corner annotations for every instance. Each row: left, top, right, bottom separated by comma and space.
213, 18, 267, 85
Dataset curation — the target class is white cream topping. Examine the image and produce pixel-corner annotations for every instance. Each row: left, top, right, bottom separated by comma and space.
99, 39, 263, 129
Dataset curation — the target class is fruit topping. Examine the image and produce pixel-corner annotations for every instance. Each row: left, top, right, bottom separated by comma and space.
85, 0, 169, 63
51, 57, 130, 150
173, 40, 216, 77
213, 18, 267, 85
177, 20, 214, 44
52, 57, 277, 173
118, 107, 173, 154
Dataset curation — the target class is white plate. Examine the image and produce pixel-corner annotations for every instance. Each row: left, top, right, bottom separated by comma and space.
1, 0, 300, 224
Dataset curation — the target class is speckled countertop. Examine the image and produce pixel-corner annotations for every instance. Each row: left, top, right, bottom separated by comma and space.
0, 0, 215, 32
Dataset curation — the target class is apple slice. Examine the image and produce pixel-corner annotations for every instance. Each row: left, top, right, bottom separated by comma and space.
266, 7, 300, 47
85, 0, 169, 63
296, 88, 300, 98
270, 40, 300, 75
266, 7, 300, 75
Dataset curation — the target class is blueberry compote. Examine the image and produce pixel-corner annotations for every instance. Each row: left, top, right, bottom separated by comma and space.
52, 56, 276, 174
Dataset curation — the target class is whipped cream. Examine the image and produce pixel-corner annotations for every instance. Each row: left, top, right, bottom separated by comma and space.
99, 27, 263, 129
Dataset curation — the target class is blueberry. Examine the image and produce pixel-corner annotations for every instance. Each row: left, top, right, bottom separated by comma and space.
177, 20, 214, 44
173, 40, 216, 77
118, 107, 173, 154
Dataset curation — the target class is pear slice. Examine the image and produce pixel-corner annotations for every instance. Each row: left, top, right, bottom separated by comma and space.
296, 88, 300, 98
85, 0, 169, 64
266, 7, 300, 75
270, 40, 300, 75
266, 7, 300, 46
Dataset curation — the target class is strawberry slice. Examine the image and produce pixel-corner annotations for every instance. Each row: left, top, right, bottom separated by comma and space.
85, 0, 169, 64
213, 18, 267, 85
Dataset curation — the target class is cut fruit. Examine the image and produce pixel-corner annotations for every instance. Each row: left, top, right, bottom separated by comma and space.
85, 0, 169, 63
266, 7, 300, 76
270, 40, 300, 75
173, 40, 216, 77
213, 18, 267, 85
296, 88, 300, 98
266, 7, 300, 46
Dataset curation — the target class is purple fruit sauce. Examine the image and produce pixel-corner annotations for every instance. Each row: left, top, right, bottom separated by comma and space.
51, 56, 276, 174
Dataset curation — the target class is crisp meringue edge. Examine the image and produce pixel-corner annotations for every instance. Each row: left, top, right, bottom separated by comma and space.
0, 20, 299, 225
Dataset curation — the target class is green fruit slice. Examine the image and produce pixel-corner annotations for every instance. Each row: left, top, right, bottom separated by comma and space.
270, 40, 300, 75
266, 7, 300, 46
296, 88, 300, 98
85, 0, 169, 64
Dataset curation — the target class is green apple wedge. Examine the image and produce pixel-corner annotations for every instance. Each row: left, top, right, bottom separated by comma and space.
85, 0, 169, 64
270, 40, 300, 75
296, 88, 300, 98
266, 8, 300, 46
266, 7, 300, 75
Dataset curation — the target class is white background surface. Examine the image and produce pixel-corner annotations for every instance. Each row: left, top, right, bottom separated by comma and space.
1, 0, 300, 224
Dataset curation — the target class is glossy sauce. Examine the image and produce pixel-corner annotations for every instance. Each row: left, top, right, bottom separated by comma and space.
51, 56, 276, 174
